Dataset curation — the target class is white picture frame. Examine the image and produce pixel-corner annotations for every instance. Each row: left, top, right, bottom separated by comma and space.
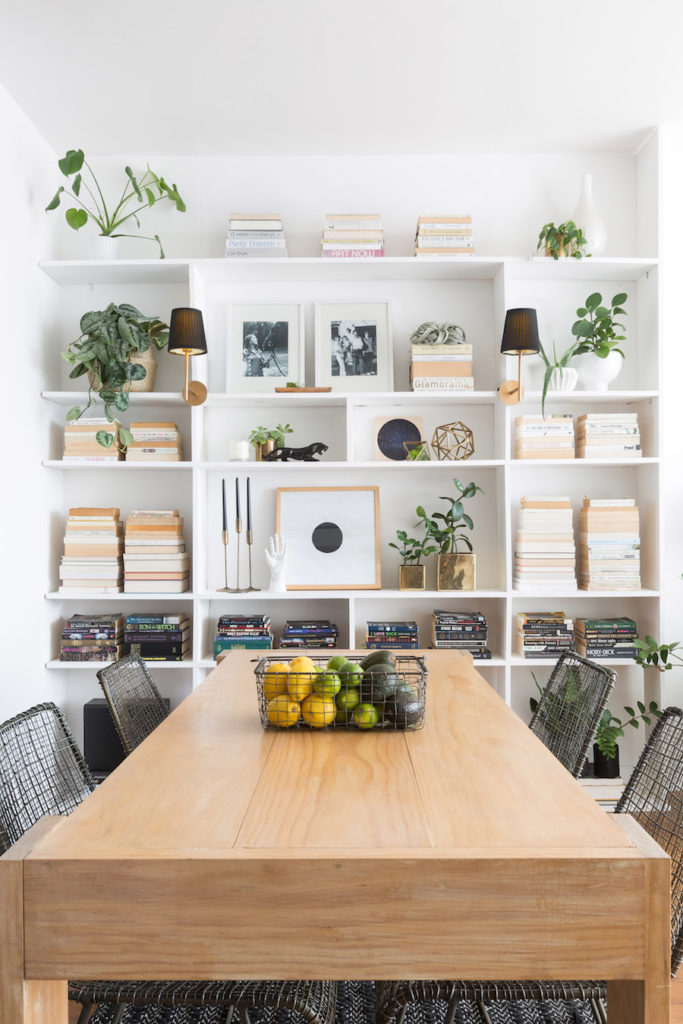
314, 301, 393, 392
226, 303, 305, 392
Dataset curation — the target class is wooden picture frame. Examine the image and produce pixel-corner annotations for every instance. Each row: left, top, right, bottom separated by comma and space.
276, 486, 381, 590
226, 303, 305, 392
314, 301, 392, 392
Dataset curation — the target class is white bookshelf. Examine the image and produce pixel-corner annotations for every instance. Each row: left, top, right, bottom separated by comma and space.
41, 255, 662, 774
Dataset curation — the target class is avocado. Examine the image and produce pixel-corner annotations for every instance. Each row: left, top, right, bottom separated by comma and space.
385, 683, 425, 729
359, 662, 399, 703
360, 650, 397, 671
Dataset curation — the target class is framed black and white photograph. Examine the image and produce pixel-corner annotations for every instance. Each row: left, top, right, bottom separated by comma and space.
276, 486, 381, 590
314, 302, 392, 391
226, 303, 305, 392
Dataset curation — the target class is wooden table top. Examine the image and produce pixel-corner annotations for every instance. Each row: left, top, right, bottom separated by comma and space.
31, 650, 632, 861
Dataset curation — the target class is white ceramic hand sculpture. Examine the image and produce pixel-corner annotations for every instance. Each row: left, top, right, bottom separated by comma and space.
265, 534, 287, 592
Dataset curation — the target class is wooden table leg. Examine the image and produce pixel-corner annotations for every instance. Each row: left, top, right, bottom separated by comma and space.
0, 818, 68, 1024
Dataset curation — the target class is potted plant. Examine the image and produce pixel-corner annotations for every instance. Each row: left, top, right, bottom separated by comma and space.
269, 423, 294, 448
539, 340, 580, 417
593, 701, 662, 778
536, 220, 589, 260
418, 478, 483, 591
63, 303, 169, 448
404, 440, 430, 461
46, 148, 185, 258
389, 526, 438, 590
248, 423, 294, 461
570, 291, 628, 391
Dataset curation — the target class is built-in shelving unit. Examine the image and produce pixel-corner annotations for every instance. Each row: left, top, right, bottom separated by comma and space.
41, 254, 662, 773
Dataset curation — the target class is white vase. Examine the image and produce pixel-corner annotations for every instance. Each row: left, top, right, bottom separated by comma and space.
574, 351, 623, 392
548, 366, 579, 392
90, 234, 120, 260
571, 173, 606, 255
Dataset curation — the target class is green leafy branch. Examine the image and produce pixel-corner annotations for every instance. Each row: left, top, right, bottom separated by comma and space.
416, 478, 483, 555
571, 291, 628, 359
634, 635, 683, 672
594, 701, 662, 760
389, 527, 438, 566
537, 220, 589, 260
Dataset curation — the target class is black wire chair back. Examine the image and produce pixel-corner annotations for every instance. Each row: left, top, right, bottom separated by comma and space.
616, 705, 683, 975
0, 702, 95, 854
529, 652, 616, 778
97, 654, 169, 756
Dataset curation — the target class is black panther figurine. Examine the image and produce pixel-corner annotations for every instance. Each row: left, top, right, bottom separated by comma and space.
263, 442, 328, 462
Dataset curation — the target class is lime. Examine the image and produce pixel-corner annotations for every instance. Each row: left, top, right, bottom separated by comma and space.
313, 670, 342, 698
353, 703, 380, 730
265, 695, 301, 728
335, 687, 360, 713
300, 694, 336, 728
339, 661, 364, 687
327, 654, 348, 672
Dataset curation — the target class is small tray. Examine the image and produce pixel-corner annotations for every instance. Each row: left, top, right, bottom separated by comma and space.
274, 387, 332, 393
254, 653, 427, 731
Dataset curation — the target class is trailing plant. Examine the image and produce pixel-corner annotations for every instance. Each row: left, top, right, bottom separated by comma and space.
536, 220, 589, 260
46, 148, 186, 258
62, 303, 169, 449
538, 339, 580, 417
389, 525, 438, 566
417, 478, 483, 555
571, 291, 628, 358
594, 701, 662, 760
634, 634, 683, 672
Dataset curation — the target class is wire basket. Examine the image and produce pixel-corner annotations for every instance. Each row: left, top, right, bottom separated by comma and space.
254, 653, 427, 731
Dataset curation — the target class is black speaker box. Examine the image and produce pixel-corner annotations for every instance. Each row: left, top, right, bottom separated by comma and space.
83, 697, 171, 778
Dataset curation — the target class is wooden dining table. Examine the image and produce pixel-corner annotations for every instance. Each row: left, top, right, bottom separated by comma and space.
0, 650, 670, 1023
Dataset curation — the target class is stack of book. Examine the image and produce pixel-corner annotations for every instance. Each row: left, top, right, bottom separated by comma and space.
321, 214, 384, 258
280, 620, 338, 649
574, 617, 639, 660
214, 614, 273, 656
59, 613, 124, 662
63, 418, 120, 462
123, 613, 191, 662
431, 610, 491, 659
576, 413, 641, 459
578, 498, 641, 591
225, 213, 287, 258
123, 510, 189, 593
366, 621, 419, 649
516, 611, 574, 659
125, 422, 183, 462
414, 215, 474, 257
513, 497, 576, 593
515, 415, 574, 459
410, 337, 473, 393
59, 507, 123, 593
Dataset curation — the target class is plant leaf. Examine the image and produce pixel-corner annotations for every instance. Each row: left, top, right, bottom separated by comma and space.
65, 207, 88, 230
125, 166, 144, 202
66, 406, 82, 421
612, 292, 628, 306
119, 427, 134, 448
45, 186, 64, 211
95, 431, 114, 449
58, 149, 85, 176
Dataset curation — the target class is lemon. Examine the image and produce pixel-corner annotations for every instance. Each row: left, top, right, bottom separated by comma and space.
300, 694, 336, 728
313, 670, 342, 698
265, 695, 301, 728
263, 662, 290, 702
287, 656, 317, 701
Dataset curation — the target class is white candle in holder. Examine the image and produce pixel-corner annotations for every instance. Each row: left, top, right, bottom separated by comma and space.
228, 440, 250, 461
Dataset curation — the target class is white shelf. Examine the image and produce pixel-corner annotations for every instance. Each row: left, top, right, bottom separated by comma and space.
46, 659, 193, 670
43, 460, 193, 470
204, 390, 499, 407
39, 259, 191, 285
510, 589, 659, 599
199, 460, 504, 471
42, 390, 185, 406
45, 591, 194, 601
509, 655, 642, 668
521, 390, 658, 403
199, 589, 507, 601
510, 257, 658, 282
510, 458, 658, 467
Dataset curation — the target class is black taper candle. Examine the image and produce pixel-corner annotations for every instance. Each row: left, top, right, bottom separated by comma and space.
235, 477, 241, 520
246, 477, 252, 532
221, 478, 227, 532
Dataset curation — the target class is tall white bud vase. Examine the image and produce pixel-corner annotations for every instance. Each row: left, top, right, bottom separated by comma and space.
572, 173, 606, 255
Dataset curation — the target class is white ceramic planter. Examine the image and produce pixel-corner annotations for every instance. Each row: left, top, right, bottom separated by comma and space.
574, 350, 623, 392
91, 234, 120, 260
548, 366, 579, 392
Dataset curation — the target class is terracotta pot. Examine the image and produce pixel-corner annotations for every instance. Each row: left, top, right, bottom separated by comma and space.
399, 565, 426, 591
437, 553, 476, 591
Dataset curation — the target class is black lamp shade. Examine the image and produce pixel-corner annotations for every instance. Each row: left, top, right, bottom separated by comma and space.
168, 308, 208, 356
500, 308, 540, 355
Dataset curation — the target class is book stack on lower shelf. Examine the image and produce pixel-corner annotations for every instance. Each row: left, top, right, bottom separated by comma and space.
514, 415, 574, 459
59, 507, 123, 593
409, 338, 473, 393
225, 213, 287, 257
431, 609, 491, 659
414, 215, 474, 257
59, 613, 124, 662
123, 613, 191, 661
517, 611, 574, 659
574, 616, 639, 660
576, 412, 641, 459
321, 214, 384, 258
123, 510, 189, 593
578, 498, 641, 591
513, 497, 576, 593
366, 621, 419, 650
126, 423, 183, 462
214, 614, 273, 656
63, 418, 120, 462
280, 620, 338, 649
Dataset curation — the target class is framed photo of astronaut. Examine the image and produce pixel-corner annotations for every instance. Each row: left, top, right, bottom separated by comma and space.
227, 303, 305, 392
314, 301, 393, 392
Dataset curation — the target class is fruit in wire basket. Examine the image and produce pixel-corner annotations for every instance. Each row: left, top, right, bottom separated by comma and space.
313, 670, 342, 698
352, 703, 380, 729
327, 654, 348, 672
360, 650, 397, 671
338, 661, 363, 687
359, 663, 399, 702
265, 695, 301, 728
300, 694, 336, 728
287, 656, 317, 701
335, 687, 361, 723
385, 683, 424, 728
263, 662, 291, 702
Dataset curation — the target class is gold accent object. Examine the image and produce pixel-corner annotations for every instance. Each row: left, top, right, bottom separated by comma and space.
437, 553, 476, 591
403, 440, 430, 461
399, 565, 426, 590
431, 421, 475, 461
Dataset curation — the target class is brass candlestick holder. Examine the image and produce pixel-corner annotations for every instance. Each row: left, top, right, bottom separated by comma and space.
231, 517, 249, 594
246, 529, 261, 592
217, 529, 232, 592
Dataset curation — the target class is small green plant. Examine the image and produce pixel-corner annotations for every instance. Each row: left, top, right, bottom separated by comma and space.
46, 149, 186, 258
529, 668, 583, 737
389, 526, 438, 566
285, 381, 300, 388
594, 701, 662, 760
538, 339, 581, 417
248, 426, 270, 446
405, 442, 430, 461
634, 634, 683, 672
571, 291, 628, 358
269, 423, 294, 447
417, 478, 483, 554
537, 220, 589, 260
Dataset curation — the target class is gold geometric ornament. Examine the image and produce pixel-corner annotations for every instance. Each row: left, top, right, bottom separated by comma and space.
431, 421, 475, 461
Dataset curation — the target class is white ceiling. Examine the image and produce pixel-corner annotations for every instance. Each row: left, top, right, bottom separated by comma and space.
2, 0, 683, 156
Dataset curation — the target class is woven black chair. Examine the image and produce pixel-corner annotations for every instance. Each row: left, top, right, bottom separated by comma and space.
375, 706, 683, 1024
97, 654, 170, 755
528, 651, 616, 778
0, 703, 337, 1024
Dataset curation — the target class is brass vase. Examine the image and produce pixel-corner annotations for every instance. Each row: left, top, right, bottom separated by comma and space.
437, 553, 476, 591
254, 439, 276, 462
399, 564, 426, 591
